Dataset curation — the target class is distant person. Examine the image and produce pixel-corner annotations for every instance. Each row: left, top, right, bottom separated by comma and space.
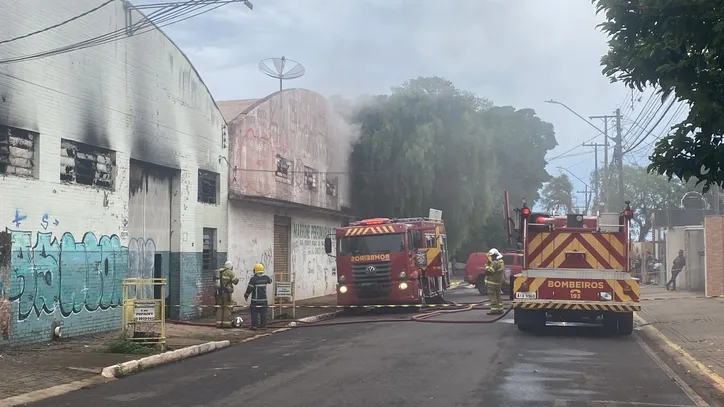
244, 263, 272, 329
665, 250, 686, 291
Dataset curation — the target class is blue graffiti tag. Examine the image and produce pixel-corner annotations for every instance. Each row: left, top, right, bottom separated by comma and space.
6, 229, 128, 321
40, 214, 48, 230
12, 210, 27, 228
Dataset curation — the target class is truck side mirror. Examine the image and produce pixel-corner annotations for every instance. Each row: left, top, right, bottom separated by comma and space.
412, 233, 421, 249
324, 235, 333, 255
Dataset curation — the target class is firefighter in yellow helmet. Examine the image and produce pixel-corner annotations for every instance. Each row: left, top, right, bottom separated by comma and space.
244, 263, 273, 330
485, 248, 505, 315
215, 260, 239, 328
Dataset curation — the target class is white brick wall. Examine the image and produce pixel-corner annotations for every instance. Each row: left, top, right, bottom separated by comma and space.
227, 199, 342, 304
291, 214, 340, 299
0, 0, 228, 343
228, 200, 274, 305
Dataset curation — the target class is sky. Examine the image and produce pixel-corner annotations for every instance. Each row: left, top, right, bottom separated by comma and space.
141, 0, 683, 208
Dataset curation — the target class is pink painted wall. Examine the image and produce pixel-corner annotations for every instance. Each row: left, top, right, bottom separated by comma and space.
227, 89, 350, 211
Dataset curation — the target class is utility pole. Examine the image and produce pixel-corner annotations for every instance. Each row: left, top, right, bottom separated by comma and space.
582, 142, 605, 210
577, 187, 591, 215
590, 114, 616, 210
615, 108, 624, 210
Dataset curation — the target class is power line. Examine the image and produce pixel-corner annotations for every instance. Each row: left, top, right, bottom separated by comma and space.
625, 97, 677, 154
624, 94, 673, 151
0, 0, 115, 46
0, 0, 238, 66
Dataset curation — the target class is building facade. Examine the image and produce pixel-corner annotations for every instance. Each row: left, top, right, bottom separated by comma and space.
220, 89, 351, 304
0, 0, 228, 345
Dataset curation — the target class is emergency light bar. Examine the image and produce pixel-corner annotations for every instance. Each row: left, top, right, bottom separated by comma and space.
351, 218, 391, 226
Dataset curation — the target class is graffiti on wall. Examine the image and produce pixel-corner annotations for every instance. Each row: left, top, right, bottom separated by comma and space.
231, 89, 348, 209
291, 222, 335, 298
127, 237, 157, 298
230, 236, 273, 304
0, 229, 127, 336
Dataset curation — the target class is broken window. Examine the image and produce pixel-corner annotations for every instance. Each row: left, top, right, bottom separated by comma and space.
202, 228, 217, 271
198, 170, 219, 204
275, 154, 291, 178
326, 176, 338, 197
304, 166, 318, 190
0, 125, 37, 177
60, 139, 114, 188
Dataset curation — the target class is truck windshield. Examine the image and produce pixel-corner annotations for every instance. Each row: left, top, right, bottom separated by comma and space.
339, 233, 405, 255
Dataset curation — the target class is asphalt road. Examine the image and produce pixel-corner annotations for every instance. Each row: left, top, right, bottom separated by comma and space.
28, 285, 707, 407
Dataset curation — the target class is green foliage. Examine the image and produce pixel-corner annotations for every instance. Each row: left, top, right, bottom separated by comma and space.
539, 174, 575, 214
342, 76, 557, 257
106, 334, 157, 355
593, 0, 724, 190
592, 164, 688, 241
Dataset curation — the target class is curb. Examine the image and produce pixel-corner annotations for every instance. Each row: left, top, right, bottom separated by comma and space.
0, 376, 108, 407
635, 313, 724, 394
0, 311, 340, 406
291, 310, 341, 325
101, 340, 231, 378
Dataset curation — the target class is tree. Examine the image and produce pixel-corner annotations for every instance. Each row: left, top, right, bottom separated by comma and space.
593, 164, 688, 241
348, 77, 498, 253
593, 0, 724, 190
539, 174, 575, 214
344, 76, 558, 256
456, 106, 557, 257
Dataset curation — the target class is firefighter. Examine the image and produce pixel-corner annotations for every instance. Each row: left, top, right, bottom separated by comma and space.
244, 263, 273, 330
215, 260, 239, 328
485, 248, 505, 315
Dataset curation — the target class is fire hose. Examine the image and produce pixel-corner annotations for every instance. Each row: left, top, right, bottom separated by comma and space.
169, 300, 513, 330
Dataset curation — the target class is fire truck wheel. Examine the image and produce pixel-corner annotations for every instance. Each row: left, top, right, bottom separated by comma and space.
618, 312, 634, 335
476, 277, 486, 296
515, 309, 545, 331
602, 312, 619, 334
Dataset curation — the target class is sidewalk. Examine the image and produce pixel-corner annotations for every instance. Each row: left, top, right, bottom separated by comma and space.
638, 285, 724, 383
0, 294, 338, 400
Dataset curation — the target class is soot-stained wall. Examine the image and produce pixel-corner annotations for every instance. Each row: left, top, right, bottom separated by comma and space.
0, 0, 228, 345
227, 89, 352, 211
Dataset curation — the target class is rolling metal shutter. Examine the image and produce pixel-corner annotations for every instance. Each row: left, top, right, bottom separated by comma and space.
273, 215, 291, 285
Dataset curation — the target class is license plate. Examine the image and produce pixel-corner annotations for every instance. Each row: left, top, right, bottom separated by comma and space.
515, 292, 537, 299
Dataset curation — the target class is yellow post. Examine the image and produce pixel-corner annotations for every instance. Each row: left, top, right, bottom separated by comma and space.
121, 278, 166, 350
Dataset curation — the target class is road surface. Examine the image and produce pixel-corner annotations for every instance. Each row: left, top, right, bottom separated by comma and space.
27, 286, 710, 407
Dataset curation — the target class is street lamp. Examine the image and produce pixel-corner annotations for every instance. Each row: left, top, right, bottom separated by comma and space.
544, 99, 608, 138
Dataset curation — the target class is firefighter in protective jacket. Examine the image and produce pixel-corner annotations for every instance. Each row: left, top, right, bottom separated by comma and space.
485, 248, 505, 315
245, 263, 272, 329
216, 261, 239, 328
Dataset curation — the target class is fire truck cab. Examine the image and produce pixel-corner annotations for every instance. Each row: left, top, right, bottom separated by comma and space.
324, 217, 451, 308
507, 198, 640, 335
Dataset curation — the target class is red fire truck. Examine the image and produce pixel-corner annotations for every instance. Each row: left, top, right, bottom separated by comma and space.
324, 217, 452, 309
505, 194, 639, 335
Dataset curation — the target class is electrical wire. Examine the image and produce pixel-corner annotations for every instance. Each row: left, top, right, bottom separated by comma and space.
0, 0, 115, 46
0, 0, 235, 66
625, 97, 677, 154
631, 102, 688, 158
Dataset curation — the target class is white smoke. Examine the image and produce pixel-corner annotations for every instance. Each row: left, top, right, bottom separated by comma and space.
326, 94, 379, 208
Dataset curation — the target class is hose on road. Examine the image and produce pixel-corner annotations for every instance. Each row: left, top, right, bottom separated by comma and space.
262, 300, 514, 329
167, 302, 513, 330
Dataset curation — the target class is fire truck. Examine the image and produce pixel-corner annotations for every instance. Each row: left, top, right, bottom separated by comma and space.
505, 193, 639, 335
324, 217, 452, 309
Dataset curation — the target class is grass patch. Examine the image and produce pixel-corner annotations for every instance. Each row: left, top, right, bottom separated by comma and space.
106, 334, 159, 355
